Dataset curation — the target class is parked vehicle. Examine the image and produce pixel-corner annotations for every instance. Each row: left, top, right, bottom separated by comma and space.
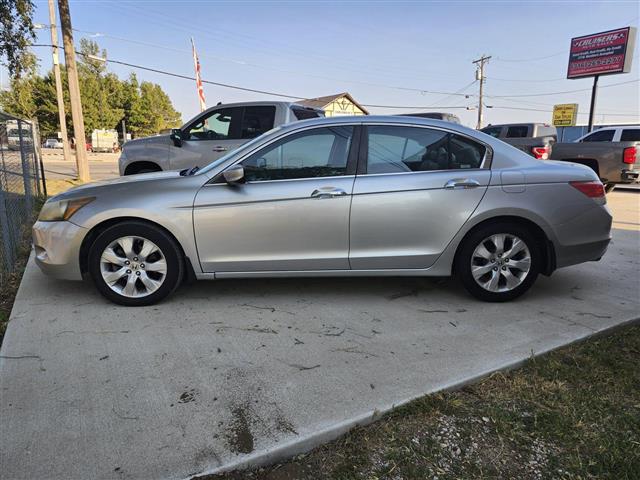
6, 120, 33, 151
550, 126, 639, 190
44, 138, 63, 149
91, 129, 119, 153
34, 116, 611, 306
481, 123, 557, 160
397, 112, 461, 124
118, 101, 325, 175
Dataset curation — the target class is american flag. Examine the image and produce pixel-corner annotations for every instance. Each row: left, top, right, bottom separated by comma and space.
191, 38, 206, 112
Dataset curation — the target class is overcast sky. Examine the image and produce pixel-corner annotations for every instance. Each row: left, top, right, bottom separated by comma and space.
5, 0, 640, 128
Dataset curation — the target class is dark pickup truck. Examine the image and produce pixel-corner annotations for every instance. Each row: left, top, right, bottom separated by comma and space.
480, 123, 557, 160
550, 126, 639, 190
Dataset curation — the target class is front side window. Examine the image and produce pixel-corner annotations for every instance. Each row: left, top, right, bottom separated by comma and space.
581, 130, 614, 142
240, 126, 353, 182
621, 129, 640, 141
185, 107, 242, 141
506, 125, 529, 138
241, 106, 276, 139
366, 126, 486, 174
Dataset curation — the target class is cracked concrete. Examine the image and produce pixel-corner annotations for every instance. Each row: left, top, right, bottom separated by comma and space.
1, 193, 639, 480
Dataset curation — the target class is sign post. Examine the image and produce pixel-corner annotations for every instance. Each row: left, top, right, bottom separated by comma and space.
566, 26, 636, 132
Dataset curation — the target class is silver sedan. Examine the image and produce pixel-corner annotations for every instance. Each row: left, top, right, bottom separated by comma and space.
33, 116, 612, 306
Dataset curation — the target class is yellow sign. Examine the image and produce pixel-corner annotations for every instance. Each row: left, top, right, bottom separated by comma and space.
552, 104, 578, 126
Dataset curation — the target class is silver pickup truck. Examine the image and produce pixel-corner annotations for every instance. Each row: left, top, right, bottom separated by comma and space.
550, 126, 639, 190
480, 123, 557, 159
118, 101, 324, 175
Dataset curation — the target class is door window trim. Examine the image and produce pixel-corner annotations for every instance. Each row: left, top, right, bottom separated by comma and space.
356, 123, 493, 176
207, 124, 362, 186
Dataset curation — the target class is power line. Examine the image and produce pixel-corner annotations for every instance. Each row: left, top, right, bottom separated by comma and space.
487, 79, 639, 98
29, 44, 640, 114
488, 105, 639, 117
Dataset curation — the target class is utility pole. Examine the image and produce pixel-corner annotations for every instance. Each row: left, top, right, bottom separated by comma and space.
57, 0, 90, 182
473, 55, 491, 130
587, 75, 599, 133
48, 0, 72, 164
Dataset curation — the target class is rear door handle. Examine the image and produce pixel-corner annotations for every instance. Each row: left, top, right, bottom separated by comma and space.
311, 188, 347, 198
444, 179, 481, 189
212, 146, 228, 152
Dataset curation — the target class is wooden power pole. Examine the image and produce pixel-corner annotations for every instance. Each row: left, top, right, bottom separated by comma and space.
48, 0, 72, 164
473, 55, 491, 130
57, 0, 90, 182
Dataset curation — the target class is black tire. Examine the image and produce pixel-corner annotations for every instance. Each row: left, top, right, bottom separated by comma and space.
604, 183, 616, 194
455, 222, 541, 302
88, 221, 184, 306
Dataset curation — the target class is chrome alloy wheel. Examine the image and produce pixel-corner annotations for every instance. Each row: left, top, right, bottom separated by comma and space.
99, 236, 167, 298
470, 233, 531, 293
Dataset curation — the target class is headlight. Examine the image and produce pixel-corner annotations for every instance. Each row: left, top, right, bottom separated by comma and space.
38, 197, 95, 222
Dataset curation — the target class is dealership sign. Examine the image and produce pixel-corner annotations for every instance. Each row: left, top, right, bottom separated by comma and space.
567, 27, 636, 79
552, 104, 578, 126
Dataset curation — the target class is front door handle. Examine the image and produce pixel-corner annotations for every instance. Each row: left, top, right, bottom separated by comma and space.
311, 188, 347, 198
444, 179, 481, 189
212, 146, 228, 152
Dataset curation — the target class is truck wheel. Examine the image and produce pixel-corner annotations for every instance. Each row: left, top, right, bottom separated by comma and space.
456, 223, 541, 302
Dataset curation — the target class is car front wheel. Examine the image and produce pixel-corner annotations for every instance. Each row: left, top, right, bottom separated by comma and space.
456, 223, 540, 302
88, 221, 184, 306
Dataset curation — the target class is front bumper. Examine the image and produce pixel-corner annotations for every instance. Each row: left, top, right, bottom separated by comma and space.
32, 220, 88, 280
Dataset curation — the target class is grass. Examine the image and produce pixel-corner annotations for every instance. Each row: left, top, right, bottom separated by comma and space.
207, 324, 640, 480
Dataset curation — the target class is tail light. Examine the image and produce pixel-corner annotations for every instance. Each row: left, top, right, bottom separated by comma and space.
531, 146, 550, 160
623, 146, 637, 164
570, 181, 605, 198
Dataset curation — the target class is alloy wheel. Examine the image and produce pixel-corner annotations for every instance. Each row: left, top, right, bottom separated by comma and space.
99, 236, 167, 298
470, 233, 531, 293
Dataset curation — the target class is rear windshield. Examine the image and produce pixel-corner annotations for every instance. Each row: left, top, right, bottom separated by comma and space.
621, 129, 640, 141
506, 126, 529, 138
292, 108, 323, 120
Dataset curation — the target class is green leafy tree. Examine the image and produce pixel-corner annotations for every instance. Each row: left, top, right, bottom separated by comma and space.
129, 81, 181, 137
0, 0, 36, 77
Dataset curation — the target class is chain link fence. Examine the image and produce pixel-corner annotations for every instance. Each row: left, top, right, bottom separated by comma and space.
0, 111, 47, 285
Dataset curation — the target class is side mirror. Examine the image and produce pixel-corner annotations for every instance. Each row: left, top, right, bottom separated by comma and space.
170, 129, 183, 147
223, 164, 245, 184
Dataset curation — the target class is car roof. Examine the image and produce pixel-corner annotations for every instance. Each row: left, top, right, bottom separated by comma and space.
280, 114, 480, 137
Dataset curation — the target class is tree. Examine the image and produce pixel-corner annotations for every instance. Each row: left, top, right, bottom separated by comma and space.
0, 0, 36, 77
129, 81, 181, 137
0, 53, 42, 118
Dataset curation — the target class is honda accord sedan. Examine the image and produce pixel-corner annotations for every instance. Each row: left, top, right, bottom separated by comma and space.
33, 116, 612, 306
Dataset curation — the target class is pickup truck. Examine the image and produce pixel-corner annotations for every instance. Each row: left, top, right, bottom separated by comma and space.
480, 123, 557, 160
550, 126, 639, 190
118, 101, 324, 175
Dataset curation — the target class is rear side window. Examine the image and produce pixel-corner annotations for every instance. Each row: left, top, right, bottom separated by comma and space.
582, 130, 614, 142
506, 126, 529, 138
621, 129, 640, 141
241, 106, 276, 139
366, 126, 486, 174
292, 108, 323, 120
481, 126, 502, 138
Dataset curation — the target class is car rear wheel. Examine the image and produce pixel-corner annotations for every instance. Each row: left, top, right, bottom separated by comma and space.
88, 221, 184, 306
456, 223, 540, 302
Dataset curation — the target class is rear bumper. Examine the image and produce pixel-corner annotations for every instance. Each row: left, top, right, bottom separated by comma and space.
552, 203, 613, 269
32, 220, 87, 280
621, 169, 639, 184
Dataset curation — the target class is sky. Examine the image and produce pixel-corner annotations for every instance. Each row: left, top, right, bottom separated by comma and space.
3, 0, 640, 128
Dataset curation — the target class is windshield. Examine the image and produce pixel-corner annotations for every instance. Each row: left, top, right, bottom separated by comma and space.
197, 125, 283, 175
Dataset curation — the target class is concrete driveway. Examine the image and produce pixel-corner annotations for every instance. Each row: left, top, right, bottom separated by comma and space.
1, 193, 639, 480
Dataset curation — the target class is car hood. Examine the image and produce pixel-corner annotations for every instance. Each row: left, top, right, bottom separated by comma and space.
123, 134, 171, 148
52, 170, 182, 201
